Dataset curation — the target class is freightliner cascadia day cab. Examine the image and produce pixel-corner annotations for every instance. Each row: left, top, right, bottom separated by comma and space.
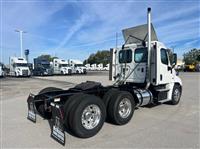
69, 59, 87, 74
33, 58, 53, 76
27, 8, 182, 145
9, 57, 31, 77
53, 59, 72, 75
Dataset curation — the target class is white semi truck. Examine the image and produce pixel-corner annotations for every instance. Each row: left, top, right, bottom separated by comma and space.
0, 63, 5, 77
69, 59, 87, 74
104, 63, 109, 71
27, 8, 182, 145
85, 63, 91, 71
97, 63, 104, 70
53, 59, 72, 75
9, 57, 31, 77
90, 63, 97, 70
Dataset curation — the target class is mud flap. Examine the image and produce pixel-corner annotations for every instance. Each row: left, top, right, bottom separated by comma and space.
27, 93, 36, 123
50, 103, 65, 145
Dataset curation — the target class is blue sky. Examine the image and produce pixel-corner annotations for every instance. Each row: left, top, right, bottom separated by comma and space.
0, 0, 200, 64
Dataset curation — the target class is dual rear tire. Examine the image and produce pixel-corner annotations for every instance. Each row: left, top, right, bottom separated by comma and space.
38, 88, 135, 138
103, 89, 135, 125
64, 93, 106, 138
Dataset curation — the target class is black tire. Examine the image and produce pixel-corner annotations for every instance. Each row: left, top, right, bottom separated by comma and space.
107, 91, 135, 125
68, 94, 106, 138
36, 87, 63, 118
63, 93, 88, 128
102, 88, 119, 108
169, 84, 182, 105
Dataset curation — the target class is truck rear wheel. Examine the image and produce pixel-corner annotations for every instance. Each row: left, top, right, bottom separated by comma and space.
63, 93, 88, 128
108, 91, 135, 125
68, 94, 106, 138
102, 88, 119, 108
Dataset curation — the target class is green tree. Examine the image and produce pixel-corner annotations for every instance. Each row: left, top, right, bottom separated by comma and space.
37, 55, 58, 62
183, 48, 200, 65
84, 50, 110, 66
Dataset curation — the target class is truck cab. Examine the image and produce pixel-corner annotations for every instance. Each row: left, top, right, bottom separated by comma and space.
112, 40, 182, 103
9, 57, 31, 77
33, 58, 53, 76
53, 59, 72, 75
69, 59, 87, 74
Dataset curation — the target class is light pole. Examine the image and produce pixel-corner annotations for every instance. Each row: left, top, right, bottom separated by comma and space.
15, 29, 27, 57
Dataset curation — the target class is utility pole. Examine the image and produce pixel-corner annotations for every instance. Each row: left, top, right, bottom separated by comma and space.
15, 29, 27, 57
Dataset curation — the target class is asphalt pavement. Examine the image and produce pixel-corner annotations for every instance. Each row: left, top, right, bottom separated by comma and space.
0, 71, 199, 148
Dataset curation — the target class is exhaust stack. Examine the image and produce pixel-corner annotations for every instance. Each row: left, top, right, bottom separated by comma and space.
146, 7, 151, 89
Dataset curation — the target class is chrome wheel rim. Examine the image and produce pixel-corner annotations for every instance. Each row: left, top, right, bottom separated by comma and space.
118, 98, 132, 119
81, 104, 101, 130
174, 88, 180, 102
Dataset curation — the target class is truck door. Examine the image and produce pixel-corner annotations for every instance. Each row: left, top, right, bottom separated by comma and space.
158, 48, 172, 84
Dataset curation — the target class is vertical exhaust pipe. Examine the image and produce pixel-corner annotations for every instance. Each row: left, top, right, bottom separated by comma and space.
146, 7, 151, 89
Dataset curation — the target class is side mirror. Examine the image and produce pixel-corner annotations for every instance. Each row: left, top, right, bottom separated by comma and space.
122, 44, 125, 50
172, 53, 177, 67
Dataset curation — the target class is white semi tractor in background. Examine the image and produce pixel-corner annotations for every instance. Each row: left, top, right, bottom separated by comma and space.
9, 57, 31, 77
68, 59, 87, 74
90, 63, 97, 70
27, 8, 182, 146
0, 63, 5, 77
53, 59, 72, 75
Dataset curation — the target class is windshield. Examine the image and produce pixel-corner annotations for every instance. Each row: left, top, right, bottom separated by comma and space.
14, 63, 28, 67
42, 64, 51, 68
75, 64, 84, 67
60, 64, 69, 67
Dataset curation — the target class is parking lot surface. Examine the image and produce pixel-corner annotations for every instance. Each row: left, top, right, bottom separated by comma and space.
0, 72, 199, 148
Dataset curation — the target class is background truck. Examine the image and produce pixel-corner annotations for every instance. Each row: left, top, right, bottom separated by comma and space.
53, 59, 72, 75
27, 8, 182, 145
183, 63, 196, 72
85, 63, 91, 71
90, 63, 97, 70
69, 59, 87, 74
97, 63, 104, 70
9, 57, 31, 77
33, 58, 53, 76
103, 63, 109, 71
0, 63, 5, 77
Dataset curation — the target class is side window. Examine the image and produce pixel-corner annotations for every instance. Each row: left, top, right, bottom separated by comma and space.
119, 50, 132, 63
160, 48, 169, 65
134, 48, 147, 63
